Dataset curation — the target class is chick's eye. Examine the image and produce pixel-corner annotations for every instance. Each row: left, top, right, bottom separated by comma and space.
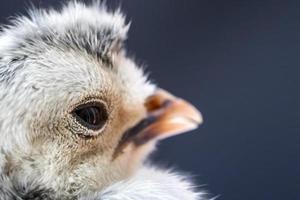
72, 102, 108, 130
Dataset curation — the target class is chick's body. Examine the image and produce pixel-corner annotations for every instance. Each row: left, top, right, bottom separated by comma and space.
0, 2, 206, 200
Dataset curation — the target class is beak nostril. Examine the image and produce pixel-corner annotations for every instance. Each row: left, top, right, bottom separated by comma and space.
145, 89, 175, 111
145, 99, 173, 116
161, 99, 173, 108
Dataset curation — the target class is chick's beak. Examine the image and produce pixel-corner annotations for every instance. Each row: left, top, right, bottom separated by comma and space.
126, 89, 203, 145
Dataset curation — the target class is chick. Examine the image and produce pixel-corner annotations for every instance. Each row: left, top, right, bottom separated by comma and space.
0, 2, 205, 200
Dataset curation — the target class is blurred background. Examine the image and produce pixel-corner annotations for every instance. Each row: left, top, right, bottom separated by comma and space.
1, 0, 299, 199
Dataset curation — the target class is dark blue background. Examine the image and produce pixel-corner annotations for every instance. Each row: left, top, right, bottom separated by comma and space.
1, 1, 299, 199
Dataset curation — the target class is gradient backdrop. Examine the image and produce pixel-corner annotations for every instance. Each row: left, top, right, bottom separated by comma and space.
1, 1, 299, 200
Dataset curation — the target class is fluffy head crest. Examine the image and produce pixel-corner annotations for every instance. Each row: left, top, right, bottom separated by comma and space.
0, 1, 129, 61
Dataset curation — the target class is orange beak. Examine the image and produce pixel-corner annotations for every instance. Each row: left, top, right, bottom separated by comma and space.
121, 89, 203, 146
137, 89, 202, 143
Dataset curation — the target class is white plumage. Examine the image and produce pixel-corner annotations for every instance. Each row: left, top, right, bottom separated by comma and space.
0, 2, 207, 199
84, 166, 206, 200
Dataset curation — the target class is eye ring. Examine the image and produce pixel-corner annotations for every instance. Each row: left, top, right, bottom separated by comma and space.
71, 101, 108, 131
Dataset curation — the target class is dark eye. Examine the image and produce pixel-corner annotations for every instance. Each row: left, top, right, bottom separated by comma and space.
72, 102, 108, 130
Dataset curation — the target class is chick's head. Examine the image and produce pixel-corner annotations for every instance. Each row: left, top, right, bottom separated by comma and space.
0, 2, 202, 198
